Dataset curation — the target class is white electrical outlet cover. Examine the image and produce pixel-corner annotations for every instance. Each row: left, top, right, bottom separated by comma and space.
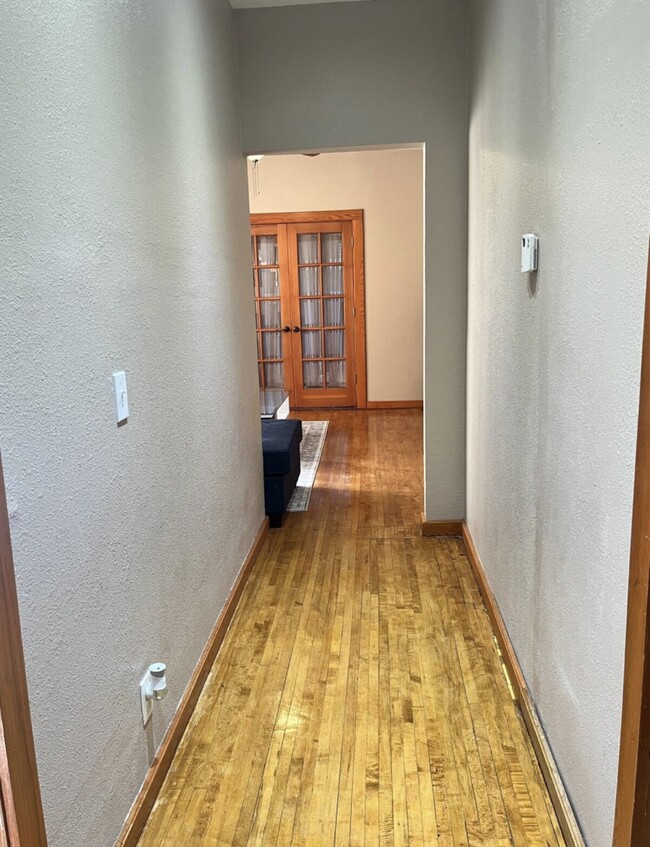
112, 370, 129, 423
521, 234, 539, 273
140, 672, 153, 726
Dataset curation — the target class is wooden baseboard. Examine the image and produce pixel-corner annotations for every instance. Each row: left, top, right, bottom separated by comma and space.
459, 522, 526, 693
461, 521, 586, 847
116, 516, 270, 847
366, 400, 423, 410
421, 518, 463, 537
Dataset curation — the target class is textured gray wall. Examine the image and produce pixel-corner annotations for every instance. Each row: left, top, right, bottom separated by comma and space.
467, 1, 650, 843
0, 2, 264, 845
235, 0, 469, 519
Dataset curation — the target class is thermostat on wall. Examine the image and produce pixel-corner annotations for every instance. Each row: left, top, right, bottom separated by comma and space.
521, 234, 539, 273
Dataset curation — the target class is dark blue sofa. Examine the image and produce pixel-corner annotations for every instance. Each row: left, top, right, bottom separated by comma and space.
261, 419, 302, 528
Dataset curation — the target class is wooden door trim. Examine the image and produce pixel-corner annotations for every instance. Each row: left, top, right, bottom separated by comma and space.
614, 240, 650, 847
251, 209, 363, 226
276, 224, 297, 395
351, 215, 367, 409
0, 454, 48, 847
251, 211, 367, 410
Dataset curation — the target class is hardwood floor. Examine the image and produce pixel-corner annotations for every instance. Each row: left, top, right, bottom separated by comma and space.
138, 410, 564, 846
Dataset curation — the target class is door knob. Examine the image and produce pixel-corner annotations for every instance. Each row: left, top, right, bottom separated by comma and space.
282, 325, 291, 333
293, 326, 301, 333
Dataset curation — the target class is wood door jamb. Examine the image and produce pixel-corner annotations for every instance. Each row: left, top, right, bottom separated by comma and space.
0, 454, 48, 846
614, 239, 650, 847
251, 210, 363, 226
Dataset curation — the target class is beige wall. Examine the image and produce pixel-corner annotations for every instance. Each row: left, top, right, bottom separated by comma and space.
468, 0, 650, 843
248, 150, 424, 403
0, 2, 263, 845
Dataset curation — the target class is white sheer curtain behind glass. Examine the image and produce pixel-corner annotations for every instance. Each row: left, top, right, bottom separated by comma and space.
302, 330, 321, 358
325, 329, 344, 357
323, 265, 343, 294
303, 361, 323, 388
298, 233, 318, 263
323, 298, 344, 327
296, 232, 347, 390
322, 233, 342, 262
322, 234, 344, 388
260, 300, 281, 328
300, 299, 320, 328
264, 363, 283, 387
252, 231, 286, 390
262, 332, 282, 359
257, 235, 277, 264
327, 361, 346, 387
259, 267, 279, 296
299, 266, 319, 295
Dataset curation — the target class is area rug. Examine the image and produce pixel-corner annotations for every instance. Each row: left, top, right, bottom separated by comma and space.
286, 421, 329, 512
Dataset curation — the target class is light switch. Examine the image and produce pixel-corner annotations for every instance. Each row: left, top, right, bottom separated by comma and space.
521, 234, 539, 273
112, 371, 129, 423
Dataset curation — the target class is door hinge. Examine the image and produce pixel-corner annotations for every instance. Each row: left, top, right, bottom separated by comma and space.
355, 374, 358, 384
353, 306, 357, 318
351, 236, 355, 247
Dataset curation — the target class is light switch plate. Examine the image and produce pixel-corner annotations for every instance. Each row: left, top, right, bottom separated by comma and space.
112, 371, 129, 423
521, 234, 539, 273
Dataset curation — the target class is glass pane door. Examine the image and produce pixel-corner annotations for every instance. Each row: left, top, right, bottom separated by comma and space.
251, 229, 293, 392
288, 221, 356, 408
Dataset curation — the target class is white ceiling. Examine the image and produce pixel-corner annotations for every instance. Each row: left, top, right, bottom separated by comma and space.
231, 0, 369, 8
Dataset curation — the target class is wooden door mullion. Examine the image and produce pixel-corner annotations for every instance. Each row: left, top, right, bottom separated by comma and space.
343, 221, 356, 404
314, 233, 324, 393
276, 225, 293, 399
283, 223, 304, 405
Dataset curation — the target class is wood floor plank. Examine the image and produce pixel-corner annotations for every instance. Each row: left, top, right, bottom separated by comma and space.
275, 546, 340, 845
376, 541, 395, 847
364, 542, 381, 846
244, 518, 326, 846
333, 546, 363, 847
137, 410, 565, 847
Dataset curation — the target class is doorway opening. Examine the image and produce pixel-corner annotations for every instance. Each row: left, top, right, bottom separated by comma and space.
246, 147, 425, 414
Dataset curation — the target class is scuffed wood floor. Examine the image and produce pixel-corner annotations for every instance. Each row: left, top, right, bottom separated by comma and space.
138, 410, 564, 846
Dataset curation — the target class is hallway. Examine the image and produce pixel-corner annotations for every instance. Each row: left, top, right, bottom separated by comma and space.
138, 411, 564, 846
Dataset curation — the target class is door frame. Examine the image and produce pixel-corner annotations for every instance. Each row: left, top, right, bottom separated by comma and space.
614, 239, 650, 846
0, 454, 48, 847
251, 209, 367, 409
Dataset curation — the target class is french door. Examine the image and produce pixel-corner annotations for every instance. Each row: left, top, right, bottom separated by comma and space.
251, 211, 366, 409
251, 224, 296, 397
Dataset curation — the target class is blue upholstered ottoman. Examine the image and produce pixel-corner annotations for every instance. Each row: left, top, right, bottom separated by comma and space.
261, 419, 302, 528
